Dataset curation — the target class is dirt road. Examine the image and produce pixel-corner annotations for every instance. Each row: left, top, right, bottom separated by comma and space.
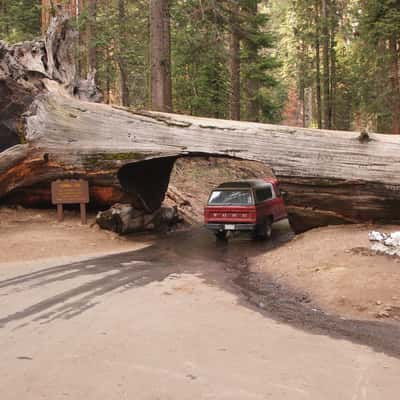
1, 226, 400, 399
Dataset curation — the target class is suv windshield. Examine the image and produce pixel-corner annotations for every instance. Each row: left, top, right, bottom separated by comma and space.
208, 190, 253, 206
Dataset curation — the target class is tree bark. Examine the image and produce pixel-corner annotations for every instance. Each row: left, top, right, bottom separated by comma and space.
329, 0, 337, 129
150, 0, 172, 112
118, 0, 130, 106
2, 15, 400, 234
321, 0, 331, 129
96, 203, 180, 234
243, 0, 259, 122
315, 0, 322, 129
87, 0, 97, 74
1, 0, 10, 37
42, 0, 80, 33
299, 40, 307, 128
42, 0, 52, 34
330, 23, 337, 129
389, 37, 400, 135
229, 2, 241, 121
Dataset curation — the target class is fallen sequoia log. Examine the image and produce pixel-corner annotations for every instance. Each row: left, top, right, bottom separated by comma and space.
1, 15, 400, 233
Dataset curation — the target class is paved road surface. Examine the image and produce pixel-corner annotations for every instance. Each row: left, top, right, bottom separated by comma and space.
1, 226, 400, 399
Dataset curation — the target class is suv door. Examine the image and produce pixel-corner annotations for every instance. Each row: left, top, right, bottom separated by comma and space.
255, 185, 277, 222
272, 183, 287, 220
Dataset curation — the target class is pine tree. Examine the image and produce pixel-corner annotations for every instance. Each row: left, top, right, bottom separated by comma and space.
229, 0, 241, 120
150, 0, 172, 112
0, 0, 41, 42
241, 0, 280, 122
357, 0, 400, 134
171, 0, 229, 118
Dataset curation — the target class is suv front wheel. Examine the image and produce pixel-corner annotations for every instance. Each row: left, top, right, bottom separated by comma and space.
255, 218, 272, 240
215, 230, 228, 241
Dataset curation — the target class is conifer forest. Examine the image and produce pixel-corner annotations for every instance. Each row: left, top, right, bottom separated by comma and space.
1, 0, 399, 134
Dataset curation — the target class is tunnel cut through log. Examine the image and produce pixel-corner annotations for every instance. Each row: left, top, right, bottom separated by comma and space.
117, 156, 177, 213
99, 155, 277, 234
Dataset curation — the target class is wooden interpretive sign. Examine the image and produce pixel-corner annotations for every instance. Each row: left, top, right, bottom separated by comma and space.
51, 179, 90, 224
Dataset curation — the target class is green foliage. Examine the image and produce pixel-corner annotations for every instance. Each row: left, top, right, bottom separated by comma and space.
171, 0, 283, 122
1, 0, 284, 123
353, 0, 400, 132
171, 0, 230, 118
4, 0, 399, 132
361, 0, 400, 41
0, 0, 41, 42
76, 0, 149, 108
241, 1, 282, 122
270, 0, 400, 133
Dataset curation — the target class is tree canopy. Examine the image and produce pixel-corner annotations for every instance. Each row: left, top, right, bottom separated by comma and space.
0, 0, 399, 133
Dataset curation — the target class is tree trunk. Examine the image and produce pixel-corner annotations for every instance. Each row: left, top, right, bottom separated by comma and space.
389, 37, 400, 135
315, 0, 322, 129
105, 46, 112, 104
118, 0, 130, 106
329, 0, 337, 129
42, 0, 80, 33
2, 15, 400, 234
87, 0, 97, 74
330, 24, 337, 129
299, 40, 307, 128
321, 0, 331, 129
229, 2, 241, 121
150, 0, 172, 112
42, 0, 52, 34
243, 1, 259, 122
1, 0, 10, 37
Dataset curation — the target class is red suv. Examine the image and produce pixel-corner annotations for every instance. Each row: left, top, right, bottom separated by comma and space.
204, 178, 287, 240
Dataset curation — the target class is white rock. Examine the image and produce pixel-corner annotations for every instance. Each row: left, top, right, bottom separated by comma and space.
369, 231, 387, 242
369, 231, 400, 257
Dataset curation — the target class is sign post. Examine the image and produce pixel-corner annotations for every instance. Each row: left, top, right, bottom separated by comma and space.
51, 179, 90, 224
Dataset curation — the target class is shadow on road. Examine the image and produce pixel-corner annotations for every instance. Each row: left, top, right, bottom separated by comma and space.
0, 221, 293, 327
1, 221, 400, 359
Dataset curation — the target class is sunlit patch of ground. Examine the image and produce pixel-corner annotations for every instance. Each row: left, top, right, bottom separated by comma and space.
0, 207, 151, 266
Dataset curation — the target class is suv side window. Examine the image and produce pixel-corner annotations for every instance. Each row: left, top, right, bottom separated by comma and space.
255, 187, 273, 203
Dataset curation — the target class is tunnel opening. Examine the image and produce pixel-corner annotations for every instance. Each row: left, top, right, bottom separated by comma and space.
117, 154, 279, 221
164, 155, 278, 224
117, 156, 178, 213
105, 154, 285, 235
